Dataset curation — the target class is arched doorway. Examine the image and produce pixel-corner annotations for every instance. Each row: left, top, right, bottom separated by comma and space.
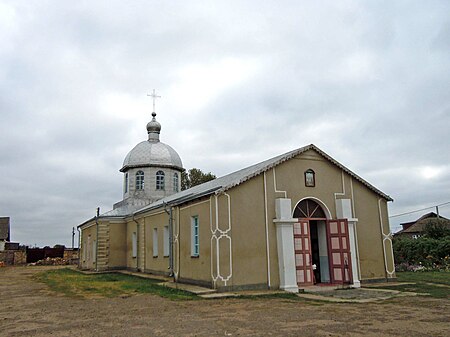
293, 199, 352, 287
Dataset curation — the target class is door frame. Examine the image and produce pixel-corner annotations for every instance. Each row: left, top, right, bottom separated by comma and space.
294, 217, 353, 286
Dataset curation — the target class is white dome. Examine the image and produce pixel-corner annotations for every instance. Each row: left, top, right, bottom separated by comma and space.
121, 140, 183, 172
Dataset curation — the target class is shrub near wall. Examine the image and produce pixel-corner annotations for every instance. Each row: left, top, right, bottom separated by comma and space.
394, 219, 450, 271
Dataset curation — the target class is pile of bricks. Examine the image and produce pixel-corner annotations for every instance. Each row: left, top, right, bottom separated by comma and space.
29, 257, 71, 266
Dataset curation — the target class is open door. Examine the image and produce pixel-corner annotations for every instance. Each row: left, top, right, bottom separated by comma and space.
293, 220, 314, 286
326, 219, 353, 284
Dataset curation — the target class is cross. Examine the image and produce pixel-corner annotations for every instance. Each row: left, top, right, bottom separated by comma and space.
147, 89, 161, 115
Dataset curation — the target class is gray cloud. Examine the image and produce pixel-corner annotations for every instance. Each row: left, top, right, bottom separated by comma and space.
1, 0, 449, 245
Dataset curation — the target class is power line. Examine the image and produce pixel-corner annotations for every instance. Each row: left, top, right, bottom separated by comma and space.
389, 201, 450, 218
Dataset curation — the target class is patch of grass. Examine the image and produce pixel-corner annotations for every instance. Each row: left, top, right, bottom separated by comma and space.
34, 268, 197, 300
380, 271, 450, 299
396, 271, 450, 286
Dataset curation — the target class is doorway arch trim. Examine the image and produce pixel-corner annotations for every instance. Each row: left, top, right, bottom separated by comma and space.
292, 197, 332, 220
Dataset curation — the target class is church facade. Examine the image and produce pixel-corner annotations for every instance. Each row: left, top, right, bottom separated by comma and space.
78, 109, 395, 292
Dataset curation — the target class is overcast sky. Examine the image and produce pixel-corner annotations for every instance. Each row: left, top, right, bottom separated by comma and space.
1, 1, 449, 247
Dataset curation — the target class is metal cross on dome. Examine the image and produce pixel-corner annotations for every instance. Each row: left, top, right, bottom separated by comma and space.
147, 89, 161, 114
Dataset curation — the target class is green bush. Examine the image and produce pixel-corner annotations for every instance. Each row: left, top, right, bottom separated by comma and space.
393, 219, 450, 270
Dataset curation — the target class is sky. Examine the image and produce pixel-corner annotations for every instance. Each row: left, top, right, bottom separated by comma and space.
0, 1, 449, 247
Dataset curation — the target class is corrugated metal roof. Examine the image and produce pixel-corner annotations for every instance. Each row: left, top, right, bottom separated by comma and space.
133, 144, 392, 216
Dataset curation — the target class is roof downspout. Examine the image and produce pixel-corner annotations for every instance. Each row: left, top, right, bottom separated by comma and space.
164, 202, 174, 278
77, 226, 81, 269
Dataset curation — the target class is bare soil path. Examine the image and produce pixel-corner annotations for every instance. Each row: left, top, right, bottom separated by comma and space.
0, 266, 449, 336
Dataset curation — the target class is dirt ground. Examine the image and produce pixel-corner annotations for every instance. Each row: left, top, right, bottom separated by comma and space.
0, 266, 449, 337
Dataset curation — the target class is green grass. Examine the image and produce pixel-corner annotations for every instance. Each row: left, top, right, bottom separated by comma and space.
380, 271, 450, 299
34, 268, 197, 300
396, 271, 450, 286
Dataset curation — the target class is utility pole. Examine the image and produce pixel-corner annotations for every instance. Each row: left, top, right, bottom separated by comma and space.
436, 206, 440, 219
72, 227, 75, 249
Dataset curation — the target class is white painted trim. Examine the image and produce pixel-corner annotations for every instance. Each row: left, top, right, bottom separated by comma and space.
378, 198, 395, 277
273, 167, 287, 198
174, 206, 180, 278
209, 196, 217, 287
350, 177, 356, 218
354, 220, 362, 284
263, 172, 271, 288
179, 199, 210, 211
273, 205, 299, 293
292, 197, 332, 220
190, 216, 200, 257
212, 193, 233, 286
347, 221, 361, 288
334, 170, 346, 199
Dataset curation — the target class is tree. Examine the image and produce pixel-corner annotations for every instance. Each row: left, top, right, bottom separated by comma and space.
181, 168, 216, 190
423, 219, 450, 239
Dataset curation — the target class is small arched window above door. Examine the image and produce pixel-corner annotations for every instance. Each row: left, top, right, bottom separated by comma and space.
304, 169, 315, 187
293, 199, 326, 219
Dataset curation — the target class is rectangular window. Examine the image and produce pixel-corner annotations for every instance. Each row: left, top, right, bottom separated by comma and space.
153, 228, 158, 257
132, 232, 137, 258
124, 173, 128, 193
164, 226, 169, 257
191, 216, 199, 257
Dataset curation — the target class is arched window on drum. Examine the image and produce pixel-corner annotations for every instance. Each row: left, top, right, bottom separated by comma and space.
156, 170, 165, 190
136, 171, 144, 190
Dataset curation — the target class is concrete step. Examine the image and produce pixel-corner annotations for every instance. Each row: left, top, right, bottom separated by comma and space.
162, 281, 217, 295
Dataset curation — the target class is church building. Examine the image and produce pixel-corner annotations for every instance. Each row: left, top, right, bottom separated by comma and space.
78, 99, 396, 292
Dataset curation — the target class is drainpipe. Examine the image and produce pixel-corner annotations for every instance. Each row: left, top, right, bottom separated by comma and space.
164, 202, 174, 278
132, 215, 139, 272
77, 226, 81, 269
95, 207, 100, 272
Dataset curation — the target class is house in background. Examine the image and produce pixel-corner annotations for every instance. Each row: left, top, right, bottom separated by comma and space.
395, 212, 450, 239
0, 217, 10, 251
79, 108, 396, 292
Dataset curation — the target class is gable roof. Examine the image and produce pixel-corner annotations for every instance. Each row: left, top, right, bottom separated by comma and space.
396, 212, 450, 235
0, 217, 10, 241
133, 144, 392, 216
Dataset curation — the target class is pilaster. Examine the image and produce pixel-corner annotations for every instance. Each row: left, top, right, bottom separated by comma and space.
273, 198, 299, 293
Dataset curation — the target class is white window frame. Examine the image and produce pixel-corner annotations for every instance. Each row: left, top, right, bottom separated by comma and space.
173, 173, 179, 192
163, 225, 169, 257
136, 171, 144, 190
153, 228, 158, 257
132, 232, 137, 258
191, 216, 199, 257
156, 170, 165, 190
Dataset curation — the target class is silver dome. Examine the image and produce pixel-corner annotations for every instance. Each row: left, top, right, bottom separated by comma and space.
121, 140, 183, 172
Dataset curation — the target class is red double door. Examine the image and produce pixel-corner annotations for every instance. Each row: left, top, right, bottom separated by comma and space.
293, 219, 352, 286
